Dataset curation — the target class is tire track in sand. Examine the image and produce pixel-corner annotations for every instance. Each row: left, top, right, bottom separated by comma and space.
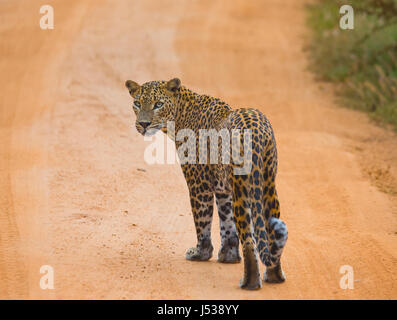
0, 0, 92, 299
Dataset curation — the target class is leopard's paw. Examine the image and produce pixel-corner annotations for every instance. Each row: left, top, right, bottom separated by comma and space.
263, 264, 286, 283
185, 244, 213, 261
218, 235, 241, 263
239, 274, 262, 290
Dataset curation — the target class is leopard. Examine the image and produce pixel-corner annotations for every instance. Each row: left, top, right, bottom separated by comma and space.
125, 78, 288, 290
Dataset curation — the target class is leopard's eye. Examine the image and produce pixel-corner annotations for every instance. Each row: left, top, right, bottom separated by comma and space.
133, 100, 141, 108
153, 101, 164, 110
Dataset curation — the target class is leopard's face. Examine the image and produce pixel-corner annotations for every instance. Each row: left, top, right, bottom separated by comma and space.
125, 78, 180, 136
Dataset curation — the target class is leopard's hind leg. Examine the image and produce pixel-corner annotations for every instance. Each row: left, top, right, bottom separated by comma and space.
260, 157, 288, 283
232, 176, 262, 290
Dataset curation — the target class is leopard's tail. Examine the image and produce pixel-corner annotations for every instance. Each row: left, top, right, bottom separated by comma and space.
252, 213, 288, 267
251, 181, 288, 268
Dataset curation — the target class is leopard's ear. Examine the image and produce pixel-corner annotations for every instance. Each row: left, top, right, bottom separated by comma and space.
125, 80, 140, 96
165, 78, 181, 93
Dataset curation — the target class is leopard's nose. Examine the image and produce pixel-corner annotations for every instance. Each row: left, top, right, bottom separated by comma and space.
139, 121, 151, 129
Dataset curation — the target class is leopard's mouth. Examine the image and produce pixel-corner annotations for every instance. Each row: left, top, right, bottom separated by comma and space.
136, 123, 166, 136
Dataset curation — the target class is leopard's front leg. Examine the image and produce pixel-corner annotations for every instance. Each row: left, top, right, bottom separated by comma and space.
215, 192, 241, 263
185, 189, 214, 261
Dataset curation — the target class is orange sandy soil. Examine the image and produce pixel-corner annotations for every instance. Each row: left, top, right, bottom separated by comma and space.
0, 0, 396, 299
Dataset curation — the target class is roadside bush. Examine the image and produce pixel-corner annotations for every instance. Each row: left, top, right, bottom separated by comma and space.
306, 0, 397, 129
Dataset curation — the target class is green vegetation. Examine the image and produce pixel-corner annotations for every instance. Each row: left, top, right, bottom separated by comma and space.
306, 0, 397, 129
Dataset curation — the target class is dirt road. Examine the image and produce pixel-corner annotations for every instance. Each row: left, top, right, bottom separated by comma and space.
1, 0, 396, 299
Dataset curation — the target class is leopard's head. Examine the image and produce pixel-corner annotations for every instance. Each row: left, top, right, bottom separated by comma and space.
125, 78, 181, 136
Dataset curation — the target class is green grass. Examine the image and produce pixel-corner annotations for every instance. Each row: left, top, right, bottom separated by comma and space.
305, 0, 397, 130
